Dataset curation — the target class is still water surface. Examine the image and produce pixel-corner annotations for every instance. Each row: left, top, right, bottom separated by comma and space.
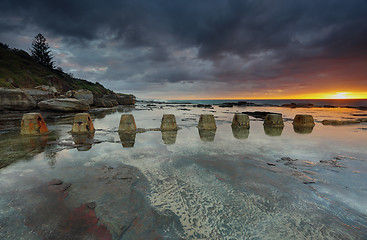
0, 104, 366, 239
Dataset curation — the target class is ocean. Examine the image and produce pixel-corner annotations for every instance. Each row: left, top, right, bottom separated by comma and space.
164, 99, 367, 107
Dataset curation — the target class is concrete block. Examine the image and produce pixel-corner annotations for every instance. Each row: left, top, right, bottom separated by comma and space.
231, 114, 250, 128
71, 113, 95, 133
118, 114, 136, 132
161, 114, 178, 131
198, 114, 217, 130
263, 114, 284, 127
20, 113, 48, 135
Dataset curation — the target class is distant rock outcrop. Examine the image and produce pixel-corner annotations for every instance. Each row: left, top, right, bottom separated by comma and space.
38, 98, 90, 112
66, 89, 94, 105
0, 88, 37, 111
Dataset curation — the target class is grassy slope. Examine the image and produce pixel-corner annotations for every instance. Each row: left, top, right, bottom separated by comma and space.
0, 44, 114, 97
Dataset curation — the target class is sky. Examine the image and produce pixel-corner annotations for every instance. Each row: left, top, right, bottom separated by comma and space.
1, 0, 367, 100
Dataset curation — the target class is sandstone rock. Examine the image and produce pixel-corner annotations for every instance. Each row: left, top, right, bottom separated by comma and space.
74, 90, 94, 105
110, 99, 119, 106
231, 114, 250, 128
20, 113, 48, 135
263, 114, 284, 127
66, 90, 94, 105
24, 89, 55, 103
38, 98, 90, 112
161, 114, 178, 131
104, 100, 114, 108
292, 114, 315, 126
198, 114, 217, 130
65, 90, 76, 98
35, 85, 58, 94
118, 114, 137, 132
93, 98, 106, 107
72, 113, 95, 133
115, 94, 136, 105
0, 88, 37, 111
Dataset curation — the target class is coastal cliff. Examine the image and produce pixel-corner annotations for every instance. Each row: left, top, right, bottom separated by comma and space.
0, 43, 135, 111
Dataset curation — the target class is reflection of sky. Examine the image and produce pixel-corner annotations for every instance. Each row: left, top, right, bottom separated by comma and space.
1, 104, 367, 238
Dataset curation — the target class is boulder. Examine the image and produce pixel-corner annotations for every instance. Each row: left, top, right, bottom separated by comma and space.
110, 99, 119, 106
104, 100, 114, 108
24, 89, 55, 103
0, 88, 37, 111
38, 98, 90, 112
66, 90, 94, 105
93, 98, 106, 107
75, 90, 94, 105
115, 94, 136, 105
35, 85, 58, 94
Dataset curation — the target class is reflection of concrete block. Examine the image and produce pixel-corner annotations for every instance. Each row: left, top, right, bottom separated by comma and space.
72, 133, 94, 151
232, 127, 250, 139
20, 113, 48, 135
198, 114, 217, 130
72, 113, 95, 133
293, 125, 314, 134
119, 132, 136, 148
292, 114, 315, 126
231, 114, 250, 128
118, 114, 137, 132
264, 125, 284, 136
161, 114, 178, 131
161, 130, 178, 145
198, 129, 216, 142
263, 114, 284, 127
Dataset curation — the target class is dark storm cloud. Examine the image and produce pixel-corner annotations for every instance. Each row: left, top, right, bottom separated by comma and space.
1, 0, 367, 98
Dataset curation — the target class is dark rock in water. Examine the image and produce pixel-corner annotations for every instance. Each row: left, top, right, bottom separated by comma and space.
195, 104, 213, 109
267, 162, 276, 166
242, 111, 281, 119
49, 179, 64, 185
323, 105, 337, 108
38, 98, 90, 112
321, 119, 361, 125
352, 113, 367, 116
85, 202, 97, 209
0, 88, 37, 111
218, 103, 234, 108
282, 103, 314, 108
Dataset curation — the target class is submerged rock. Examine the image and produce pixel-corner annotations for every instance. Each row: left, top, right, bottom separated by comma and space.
0, 88, 37, 111
38, 98, 90, 112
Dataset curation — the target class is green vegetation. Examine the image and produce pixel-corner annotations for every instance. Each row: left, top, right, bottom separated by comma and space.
0, 43, 114, 97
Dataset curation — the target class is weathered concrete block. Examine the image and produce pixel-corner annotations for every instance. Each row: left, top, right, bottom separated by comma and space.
231, 114, 250, 128
118, 114, 137, 132
198, 114, 217, 130
119, 132, 136, 148
264, 125, 284, 136
232, 127, 249, 139
161, 114, 178, 131
263, 114, 284, 127
292, 114, 315, 126
161, 130, 177, 145
20, 113, 48, 135
72, 113, 95, 133
198, 129, 216, 142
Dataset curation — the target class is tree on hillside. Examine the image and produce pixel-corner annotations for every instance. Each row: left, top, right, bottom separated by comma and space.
31, 33, 54, 69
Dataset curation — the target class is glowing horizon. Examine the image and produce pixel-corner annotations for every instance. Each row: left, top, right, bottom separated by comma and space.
160, 91, 367, 100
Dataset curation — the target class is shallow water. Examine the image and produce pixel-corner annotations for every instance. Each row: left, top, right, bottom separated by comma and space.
0, 104, 367, 239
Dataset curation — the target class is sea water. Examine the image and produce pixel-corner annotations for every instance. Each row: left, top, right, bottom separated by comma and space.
0, 103, 366, 239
